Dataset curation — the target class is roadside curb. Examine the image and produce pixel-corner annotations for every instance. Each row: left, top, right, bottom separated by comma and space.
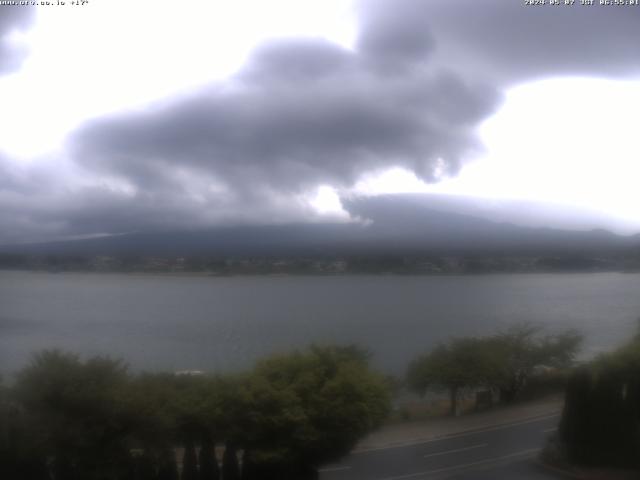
353, 410, 561, 454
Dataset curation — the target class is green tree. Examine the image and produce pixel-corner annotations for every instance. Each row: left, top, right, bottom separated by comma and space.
124, 373, 179, 450
124, 372, 223, 455
407, 337, 500, 415
490, 323, 582, 402
236, 345, 390, 477
5, 345, 388, 479
407, 325, 582, 412
560, 335, 640, 468
13, 350, 134, 480
0, 378, 49, 480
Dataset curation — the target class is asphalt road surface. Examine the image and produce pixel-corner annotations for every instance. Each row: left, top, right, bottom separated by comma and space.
319, 413, 561, 480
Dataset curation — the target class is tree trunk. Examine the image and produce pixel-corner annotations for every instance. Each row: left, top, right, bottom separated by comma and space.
133, 451, 155, 480
182, 440, 198, 480
449, 386, 459, 416
198, 439, 219, 480
157, 449, 179, 480
222, 444, 240, 480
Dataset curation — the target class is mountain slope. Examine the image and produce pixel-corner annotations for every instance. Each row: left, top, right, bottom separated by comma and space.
2, 196, 638, 258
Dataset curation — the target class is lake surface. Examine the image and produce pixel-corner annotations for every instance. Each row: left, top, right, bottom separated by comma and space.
1, 271, 639, 376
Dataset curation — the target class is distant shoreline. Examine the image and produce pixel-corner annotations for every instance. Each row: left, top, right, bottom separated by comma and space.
2, 268, 639, 277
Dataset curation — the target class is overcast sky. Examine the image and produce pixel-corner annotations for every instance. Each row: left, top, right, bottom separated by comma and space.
1, 0, 640, 245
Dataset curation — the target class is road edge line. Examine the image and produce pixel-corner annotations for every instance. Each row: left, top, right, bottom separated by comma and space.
352, 410, 560, 454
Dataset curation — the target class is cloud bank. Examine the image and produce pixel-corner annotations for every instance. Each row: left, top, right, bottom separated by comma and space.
363, 0, 640, 83
0, 6, 34, 74
2, 1, 640, 244
1, 6, 500, 243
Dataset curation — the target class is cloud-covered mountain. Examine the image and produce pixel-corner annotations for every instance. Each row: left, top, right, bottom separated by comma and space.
5, 195, 637, 258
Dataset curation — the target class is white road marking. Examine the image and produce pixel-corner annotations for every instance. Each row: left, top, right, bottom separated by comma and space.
353, 412, 560, 454
376, 448, 541, 480
318, 466, 351, 473
423, 443, 487, 459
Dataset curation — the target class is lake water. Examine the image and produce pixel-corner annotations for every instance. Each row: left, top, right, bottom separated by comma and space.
1, 271, 639, 376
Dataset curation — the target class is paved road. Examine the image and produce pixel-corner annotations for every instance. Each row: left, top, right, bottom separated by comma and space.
319, 413, 562, 480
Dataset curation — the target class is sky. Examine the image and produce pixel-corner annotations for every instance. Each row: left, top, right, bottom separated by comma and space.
1, 0, 640, 245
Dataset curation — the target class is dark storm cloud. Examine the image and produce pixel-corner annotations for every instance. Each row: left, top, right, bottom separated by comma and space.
0, 149, 330, 244
360, 0, 640, 83
14, 0, 639, 244
59, 30, 500, 239
357, 0, 434, 67
242, 38, 354, 82
0, 6, 35, 74
0, 154, 82, 243
73, 61, 496, 190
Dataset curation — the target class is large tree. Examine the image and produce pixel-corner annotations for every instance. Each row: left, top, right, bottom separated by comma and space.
490, 323, 582, 402
407, 324, 583, 412
0, 377, 49, 480
560, 334, 640, 468
6, 345, 389, 479
407, 337, 501, 415
236, 345, 391, 478
13, 350, 134, 480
